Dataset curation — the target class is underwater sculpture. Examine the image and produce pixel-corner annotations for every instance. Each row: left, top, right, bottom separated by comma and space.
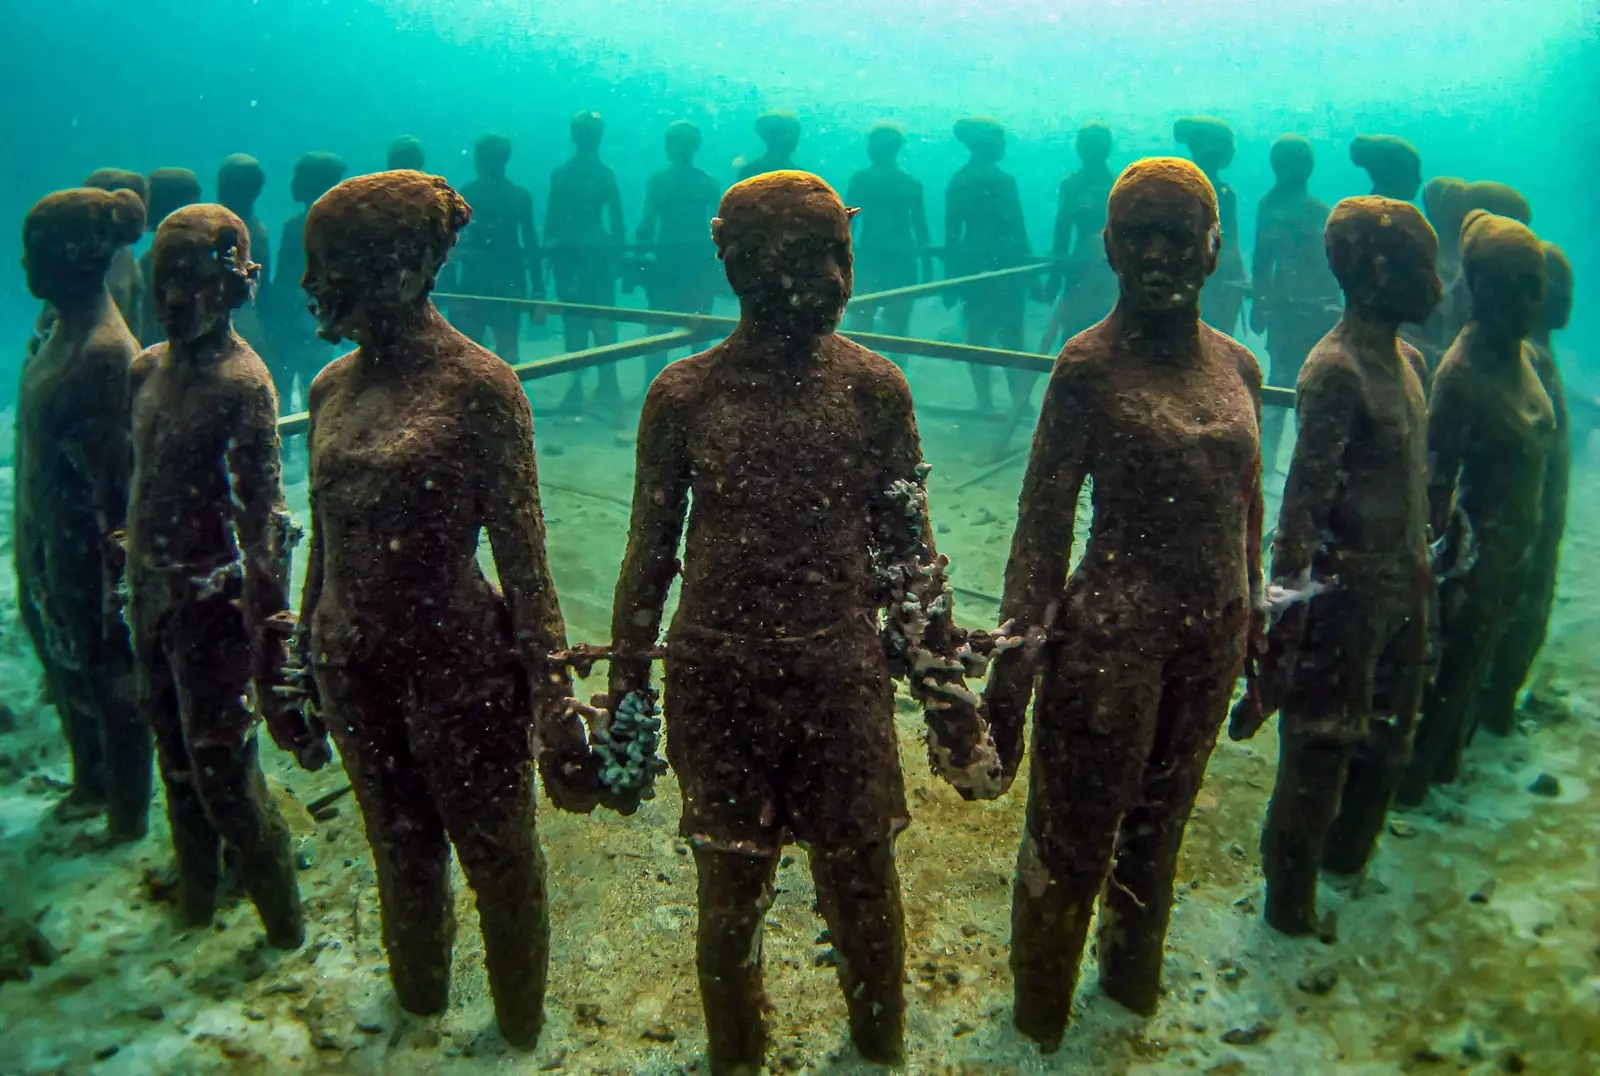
452, 134, 540, 367
134, 168, 202, 345
984, 157, 1264, 1049
735, 110, 801, 181
1397, 211, 1555, 804
126, 204, 311, 947
1430, 181, 1534, 370
1472, 242, 1571, 736
268, 152, 346, 410
31, 169, 149, 353
1175, 117, 1250, 336
845, 122, 933, 347
1233, 196, 1439, 935
1349, 135, 1422, 202
289, 170, 583, 1048
945, 116, 1035, 412
216, 154, 272, 349
608, 170, 1002, 1075
1251, 135, 1342, 472
546, 110, 626, 415
386, 134, 426, 171
633, 120, 723, 383
16, 186, 150, 840
1040, 122, 1117, 354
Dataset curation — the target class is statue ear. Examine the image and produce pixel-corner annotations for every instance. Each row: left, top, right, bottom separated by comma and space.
710, 217, 724, 246
846, 206, 861, 221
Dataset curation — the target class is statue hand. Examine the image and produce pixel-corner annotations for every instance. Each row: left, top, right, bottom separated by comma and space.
536, 696, 605, 815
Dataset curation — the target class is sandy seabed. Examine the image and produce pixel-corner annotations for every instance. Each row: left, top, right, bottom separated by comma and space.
0, 326, 1595, 1076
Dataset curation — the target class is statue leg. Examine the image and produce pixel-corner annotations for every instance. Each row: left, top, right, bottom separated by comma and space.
996, 288, 1037, 412
1100, 631, 1244, 1006
93, 644, 152, 844
693, 847, 779, 1076
414, 664, 548, 1049
1012, 639, 1165, 1051
320, 662, 455, 1014
173, 593, 303, 949
809, 839, 906, 1063
1474, 557, 1554, 738
964, 291, 996, 411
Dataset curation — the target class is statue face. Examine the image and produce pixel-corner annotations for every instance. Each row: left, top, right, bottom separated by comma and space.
1104, 196, 1218, 317
1374, 242, 1443, 326
302, 238, 364, 345
1472, 257, 1545, 341
155, 248, 234, 343
725, 209, 854, 338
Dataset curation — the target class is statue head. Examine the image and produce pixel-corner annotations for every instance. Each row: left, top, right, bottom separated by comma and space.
1104, 157, 1220, 317
1269, 134, 1314, 186
1076, 122, 1113, 167
23, 187, 146, 303
290, 152, 347, 207
1539, 241, 1571, 334
82, 168, 149, 208
755, 111, 801, 156
387, 135, 426, 172
151, 204, 259, 344
1460, 210, 1545, 342
665, 120, 702, 165
1324, 196, 1441, 326
1174, 116, 1235, 173
954, 116, 1006, 163
867, 122, 905, 166
145, 168, 203, 231
571, 110, 606, 150
712, 170, 855, 339
474, 134, 512, 179
216, 154, 266, 214
303, 171, 471, 346
1349, 135, 1421, 201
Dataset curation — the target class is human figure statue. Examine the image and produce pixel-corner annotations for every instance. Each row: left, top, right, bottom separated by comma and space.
1349, 135, 1422, 202
945, 116, 1034, 412
844, 123, 932, 352
291, 171, 588, 1049
1430, 181, 1533, 370
984, 158, 1264, 1050
608, 170, 1001, 1075
126, 204, 315, 946
1251, 135, 1341, 472
1175, 117, 1249, 336
546, 110, 626, 416
31, 169, 148, 353
1416, 176, 1470, 370
134, 168, 202, 345
453, 134, 541, 366
387, 135, 425, 172
15, 186, 151, 839
634, 120, 723, 384
1472, 241, 1572, 736
268, 152, 346, 411
1397, 211, 1555, 803
1231, 197, 1439, 935
735, 111, 801, 181
1040, 122, 1117, 355
217, 154, 272, 350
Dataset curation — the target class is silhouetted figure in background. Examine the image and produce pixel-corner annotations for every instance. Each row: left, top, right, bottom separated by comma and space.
736, 111, 801, 181
1350, 135, 1422, 202
547, 110, 625, 417
16, 186, 150, 840
1251, 135, 1340, 472
1040, 122, 1117, 354
610, 171, 999, 1075
845, 123, 931, 352
945, 116, 1034, 412
269, 152, 346, 411
217, 154, 272, 350
1431, 181, 1533, 372
1175, 117, 1249, 337
1472, 241, 1572, 737
387, 135, 425, 172
135, 168, 202, 345
634, 120, 722, 384
293, 171, 582, 1049
453, 134, 540, 366
128, 204, 313, 948
1399, 211, 1554, 804
1236, 197, 1439, 936
985, 158, 1263, 1049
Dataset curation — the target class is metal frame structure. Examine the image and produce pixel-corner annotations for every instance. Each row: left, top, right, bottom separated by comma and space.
275, 262, 1297, 438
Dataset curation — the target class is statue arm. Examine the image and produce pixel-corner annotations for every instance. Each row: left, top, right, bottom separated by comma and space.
1425, 364, 1471, 538
1271, 363, 1355, 583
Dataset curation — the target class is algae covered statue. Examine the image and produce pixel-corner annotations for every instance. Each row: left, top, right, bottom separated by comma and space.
1040, 122, 1117, 355
1232, 197, 1439, 935
1251, 135, 1341, 471
30, 169, 148, 354
126, 204, 315, 947
984, 158, 1264, 1049
1471, 241, 1571, 737
608, 170, 1002, 1074
268, 152, 346, 409
845, 122, 933, 345
735, 110, 801, 181
15, 186, 151, 840
546, 110, 626, 415
945, 116, 1035, 412
289, 170, 591, 1048
1398, 211, 1555, 803
134, 168, 203, 345
1349, 135, 1422, 202
1175, 117, 1250, 336
453, 134, 541, 366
